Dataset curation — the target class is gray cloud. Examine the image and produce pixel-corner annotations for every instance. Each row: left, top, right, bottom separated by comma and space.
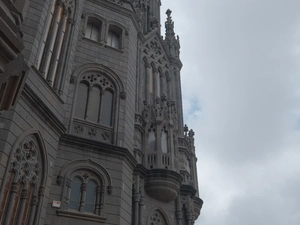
161, 0, 300, 224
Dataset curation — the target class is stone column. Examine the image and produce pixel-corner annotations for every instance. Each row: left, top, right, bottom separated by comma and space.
160, 72, 167, 98
175, 196, 183, 225
79, 183, 87, 212
145, 62, 151, 103
3, 182, 19, 225
16, 188, 29, 224
133, 175, 140, 225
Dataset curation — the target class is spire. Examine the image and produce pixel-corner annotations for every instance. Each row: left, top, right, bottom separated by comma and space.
164, 9, 180, 59
165, 9, 175, 39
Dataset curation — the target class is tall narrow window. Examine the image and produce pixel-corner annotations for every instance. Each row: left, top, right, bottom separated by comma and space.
88, 86, 101, 122
69, 177, 82, 210
85, 180, 97, 213
101, 90, 113, 126
75, 82, 88, 119
74, 73, 116, 127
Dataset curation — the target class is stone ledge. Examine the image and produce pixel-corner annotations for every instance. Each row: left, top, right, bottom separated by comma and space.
57, 210, 106, 223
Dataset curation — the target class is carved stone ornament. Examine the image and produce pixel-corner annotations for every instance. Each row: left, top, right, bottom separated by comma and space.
149, 210, 166, 225
88, 128, 97, 138
57, 175, 64, 185
107, 185, 113, 195
81, 73, 115, 91
10, 135, 40, 185
120, 91, 126, 99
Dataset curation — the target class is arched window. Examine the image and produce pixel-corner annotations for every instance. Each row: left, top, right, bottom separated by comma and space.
56, 159, 113, 222
75, 82, 89, 119
67, 171, 101, 214
37, 0, 74, 88
107, 25, 122, 49
0, 133, 47, 225
85, 17, 102, 42
74, 74, 115, 127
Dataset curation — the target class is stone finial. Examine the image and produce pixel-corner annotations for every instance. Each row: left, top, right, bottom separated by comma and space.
165, 9, 175, 38
184, 124, 189, 136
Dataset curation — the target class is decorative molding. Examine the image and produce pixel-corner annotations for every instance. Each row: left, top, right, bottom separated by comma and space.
57, 210, 107, 223
60, 134, 137, 169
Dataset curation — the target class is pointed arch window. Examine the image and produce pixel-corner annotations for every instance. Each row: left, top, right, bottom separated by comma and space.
0, 133, 47, 225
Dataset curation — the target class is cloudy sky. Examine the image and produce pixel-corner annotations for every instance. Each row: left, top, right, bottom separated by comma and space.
161, 1, 300, 224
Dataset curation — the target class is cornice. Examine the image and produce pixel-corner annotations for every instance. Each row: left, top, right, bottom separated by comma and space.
60, 134, 137, 169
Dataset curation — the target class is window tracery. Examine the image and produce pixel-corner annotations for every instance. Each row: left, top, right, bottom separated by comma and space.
56, 159, 112, 222
67, 171, 103, 215
75, 73, 115, 126
148, 210, 168, 225
0, 133, 46, 225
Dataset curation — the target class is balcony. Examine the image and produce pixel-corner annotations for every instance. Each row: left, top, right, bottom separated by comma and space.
144, 169, 183, 202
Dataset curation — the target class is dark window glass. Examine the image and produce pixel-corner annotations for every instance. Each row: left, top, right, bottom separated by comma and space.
69, 177, 82, 210
75, 83, 88, 118
88, 86, 101, 122
101, 90, 113, 126
84, 180, 97, 213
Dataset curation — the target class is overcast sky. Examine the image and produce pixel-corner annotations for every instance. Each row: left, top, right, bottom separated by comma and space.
161, 1, 300, 225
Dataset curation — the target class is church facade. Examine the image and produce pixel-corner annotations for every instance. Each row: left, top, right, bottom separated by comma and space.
0, 0, 203, 224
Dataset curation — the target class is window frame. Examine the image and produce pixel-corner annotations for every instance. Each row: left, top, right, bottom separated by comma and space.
105, 22, 125, 50
73, 74, 115, 128
56, 159, 113, 222
67, 171, 102, 215
84, 17, 103, 42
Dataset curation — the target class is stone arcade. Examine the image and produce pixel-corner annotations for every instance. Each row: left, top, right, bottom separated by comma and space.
0, 0, 203, 224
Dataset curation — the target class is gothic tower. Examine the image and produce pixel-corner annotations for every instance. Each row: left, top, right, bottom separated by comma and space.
0, 0, 203, 224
